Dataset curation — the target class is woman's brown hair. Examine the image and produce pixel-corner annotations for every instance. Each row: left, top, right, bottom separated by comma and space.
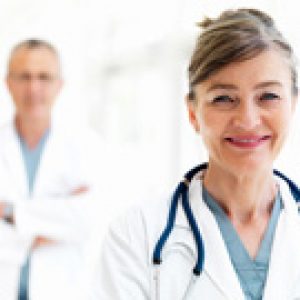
188, 8, 298, 100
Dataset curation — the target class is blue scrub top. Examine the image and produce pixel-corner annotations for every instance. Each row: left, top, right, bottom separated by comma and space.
17, 128, 50, 300
18, 129, 50, 194
202, 186, 282, 300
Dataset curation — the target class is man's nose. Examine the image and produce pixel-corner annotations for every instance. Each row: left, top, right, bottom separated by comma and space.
27, 77, 43, 92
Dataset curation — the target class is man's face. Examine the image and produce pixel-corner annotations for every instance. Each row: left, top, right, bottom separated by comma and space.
6, 46, 62, 122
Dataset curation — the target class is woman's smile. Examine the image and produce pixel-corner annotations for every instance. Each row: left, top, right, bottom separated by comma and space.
187, 49, 296, 173
224, 135, 272, 149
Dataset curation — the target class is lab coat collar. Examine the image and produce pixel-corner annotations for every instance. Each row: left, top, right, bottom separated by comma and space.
175, 172, 245, 298
174, 169, 300, 299
263, 175, 300, 299
3, 123, 29, 197
2, 120, 55, 198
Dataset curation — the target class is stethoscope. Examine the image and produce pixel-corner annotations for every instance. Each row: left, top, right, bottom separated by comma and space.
152, 162, 300, 299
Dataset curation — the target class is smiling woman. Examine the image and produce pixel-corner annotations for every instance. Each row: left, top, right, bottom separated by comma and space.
188, 50, 296, 176
92, 8, 300, 300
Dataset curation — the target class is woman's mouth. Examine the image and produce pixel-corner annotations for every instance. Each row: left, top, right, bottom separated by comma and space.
224, 135, 271, 149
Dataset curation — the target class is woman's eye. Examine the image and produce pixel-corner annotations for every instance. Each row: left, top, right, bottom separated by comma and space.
212, 95, 234, 103
260, 92, 280, 101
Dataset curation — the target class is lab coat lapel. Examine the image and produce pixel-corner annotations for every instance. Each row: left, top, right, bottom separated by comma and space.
175, 176, 245, 299
2, 123, 28, 197
31, 128, 54, 197
263, 177, 300, 299
31, 123, 66, 197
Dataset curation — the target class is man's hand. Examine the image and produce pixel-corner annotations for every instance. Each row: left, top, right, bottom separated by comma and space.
31, 185, 88, 250
71, 186, 88, 195
0, 202, 14, 223
32, 236, 55, 249
0, 202, 6, 219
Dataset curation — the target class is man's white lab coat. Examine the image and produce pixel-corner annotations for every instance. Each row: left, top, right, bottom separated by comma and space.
0, 120, 104, 300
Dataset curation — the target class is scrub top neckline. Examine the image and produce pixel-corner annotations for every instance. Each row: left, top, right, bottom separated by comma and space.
202, 186, 282, 263
202, 185, 282, 299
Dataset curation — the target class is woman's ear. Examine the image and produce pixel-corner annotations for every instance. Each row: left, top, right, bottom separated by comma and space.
185, 95, 200, 132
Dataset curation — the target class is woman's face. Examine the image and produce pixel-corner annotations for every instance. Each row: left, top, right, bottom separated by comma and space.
187, 49, 297, 175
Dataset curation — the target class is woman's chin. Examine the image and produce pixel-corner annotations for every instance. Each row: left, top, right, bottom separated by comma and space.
216, 154, 273, 175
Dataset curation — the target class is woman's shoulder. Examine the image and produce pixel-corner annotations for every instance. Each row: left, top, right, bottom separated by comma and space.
106, 193, 172, 250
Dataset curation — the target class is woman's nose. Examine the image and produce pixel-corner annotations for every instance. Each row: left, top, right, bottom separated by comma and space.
232, 100, 261, 130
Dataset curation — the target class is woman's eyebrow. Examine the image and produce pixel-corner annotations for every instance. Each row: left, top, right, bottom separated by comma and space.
254, 81, 283, 89
206, 81, 283, 93
206, 83, 237, 92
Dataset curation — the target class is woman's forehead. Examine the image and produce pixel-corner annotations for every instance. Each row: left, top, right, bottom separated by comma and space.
198, 50, 292, 91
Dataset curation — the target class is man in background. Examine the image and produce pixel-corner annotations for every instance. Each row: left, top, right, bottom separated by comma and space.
0, 39, 103, 300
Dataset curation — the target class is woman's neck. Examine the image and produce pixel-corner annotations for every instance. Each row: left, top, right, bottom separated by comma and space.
203, 162, 278, 224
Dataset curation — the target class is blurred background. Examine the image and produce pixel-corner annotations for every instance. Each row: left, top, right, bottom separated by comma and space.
0, 0, 300, 254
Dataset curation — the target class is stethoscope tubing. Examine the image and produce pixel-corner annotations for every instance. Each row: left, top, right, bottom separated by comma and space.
153, 163, 300, 280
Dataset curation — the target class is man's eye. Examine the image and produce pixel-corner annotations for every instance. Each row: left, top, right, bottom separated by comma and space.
260, 92, 280, 101
39, 74, 53, 81
19, 74, 31, 80
212, 95, 234, 103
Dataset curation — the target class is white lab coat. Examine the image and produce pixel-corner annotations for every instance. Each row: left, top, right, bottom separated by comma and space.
0, 120, 105, 300
93, 170, 300, 299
